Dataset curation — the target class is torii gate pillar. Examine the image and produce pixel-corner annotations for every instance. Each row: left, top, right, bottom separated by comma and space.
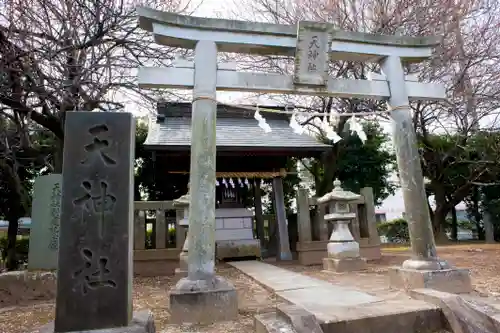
168, 40, 238, 324
381, 56, 472, 292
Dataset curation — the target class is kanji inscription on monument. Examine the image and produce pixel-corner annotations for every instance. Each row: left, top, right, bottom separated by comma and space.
81, 124, 117, 166
48, 181, 62, 250
72, 248, 117, 295
73, 180, 117, 239
27, 174, 62, 270
294, 22, 330, 86
54, 111, 135, 333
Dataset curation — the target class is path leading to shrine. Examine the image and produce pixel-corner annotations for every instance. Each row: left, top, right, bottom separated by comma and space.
229, 261, 444, 331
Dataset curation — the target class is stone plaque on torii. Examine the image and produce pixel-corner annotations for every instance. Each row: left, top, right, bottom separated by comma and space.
136, 7, 472, 323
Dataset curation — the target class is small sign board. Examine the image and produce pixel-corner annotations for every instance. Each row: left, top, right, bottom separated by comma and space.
294, 21, 331, 86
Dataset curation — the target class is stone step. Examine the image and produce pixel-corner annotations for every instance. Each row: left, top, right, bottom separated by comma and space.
255, 304, 324, 333
254, 312, 299, 333
316, 299, 445, 333
276, 304, 323, 333
255, 303, 446, 333
232, 261, 448, 333
410, 288, 500, 333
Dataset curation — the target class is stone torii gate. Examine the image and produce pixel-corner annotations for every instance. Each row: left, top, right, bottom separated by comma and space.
137, 8, 472, 323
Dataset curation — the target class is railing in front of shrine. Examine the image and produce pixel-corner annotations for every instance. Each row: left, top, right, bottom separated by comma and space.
133, 201, 276, 251
133, 201, 184, 251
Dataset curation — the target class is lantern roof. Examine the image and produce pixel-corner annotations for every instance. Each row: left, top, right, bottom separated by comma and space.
317, 179, 362, 204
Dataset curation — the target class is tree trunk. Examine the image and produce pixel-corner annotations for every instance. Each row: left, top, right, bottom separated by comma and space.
433, 206, 450, 244
475, 220, 484, 240
0, 161, 24, 270
483, 210, 495, 243
53, 137, 64, 173
472, 186, 483, 240
432, 184, 450, 242
451, 205, 458, 241
316, 151, 337, 197
5, 216, 20, 270
0, 159, 31, 270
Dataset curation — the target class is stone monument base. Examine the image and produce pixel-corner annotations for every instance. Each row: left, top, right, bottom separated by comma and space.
322, 257, 367, 272
169, 275, 238, 324
388, 266, 473, 294
0, 271, 56, 308
34, 310, 155, 333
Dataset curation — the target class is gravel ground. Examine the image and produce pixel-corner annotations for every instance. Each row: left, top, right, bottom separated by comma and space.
272, 244, 500, 298
0, 265, 285, 333
1, 244, 499, 333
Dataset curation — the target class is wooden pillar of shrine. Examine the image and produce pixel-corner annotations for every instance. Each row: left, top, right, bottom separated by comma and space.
253, 179, 266, 249
272, 176, 292, 261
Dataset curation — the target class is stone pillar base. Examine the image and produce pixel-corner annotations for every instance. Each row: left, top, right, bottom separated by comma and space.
322, 257, 367, 272
173, 268, 188, 282
173, 252, 188, 282
388, 266, 473, 294
278, 251, 293, 261
169, 275, 238, 324
34, 310, 155, 333
179, 252, 188, 270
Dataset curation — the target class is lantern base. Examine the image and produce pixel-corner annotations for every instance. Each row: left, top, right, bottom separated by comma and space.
323, 257, 367, 272
326, 240, 361, 258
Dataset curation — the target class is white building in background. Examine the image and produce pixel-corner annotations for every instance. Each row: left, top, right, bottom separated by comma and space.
377, 188, 475, 241
0, 218, 32, 235
377, 187, 468, 221
375, 212, 388, 223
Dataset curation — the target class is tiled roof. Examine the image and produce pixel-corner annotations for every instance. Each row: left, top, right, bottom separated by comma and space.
144, 102, 331, 152
145, 117, 331, 151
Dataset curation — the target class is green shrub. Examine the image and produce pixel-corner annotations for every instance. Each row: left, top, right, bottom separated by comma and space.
145, 229, 153, 249
444, 217, 476, 231
0, 236, 29, 265
143, 226, 178, 249
0, 237, 6, 261
377, 218, 409, 243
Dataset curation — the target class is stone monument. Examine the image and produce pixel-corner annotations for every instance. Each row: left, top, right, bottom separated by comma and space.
318, 180, 367, 272
28, 174, 62, 270
35, 111, 155, 333
173, 186, 190, 279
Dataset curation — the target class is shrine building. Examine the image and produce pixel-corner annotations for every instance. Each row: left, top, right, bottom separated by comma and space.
142, 102, 332, 259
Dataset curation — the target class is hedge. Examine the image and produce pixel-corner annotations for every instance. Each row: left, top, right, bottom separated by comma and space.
377, 218, 409, 243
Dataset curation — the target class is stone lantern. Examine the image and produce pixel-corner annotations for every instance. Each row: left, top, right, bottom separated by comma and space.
173, 185, 190, 278
317, 179, 367, 272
